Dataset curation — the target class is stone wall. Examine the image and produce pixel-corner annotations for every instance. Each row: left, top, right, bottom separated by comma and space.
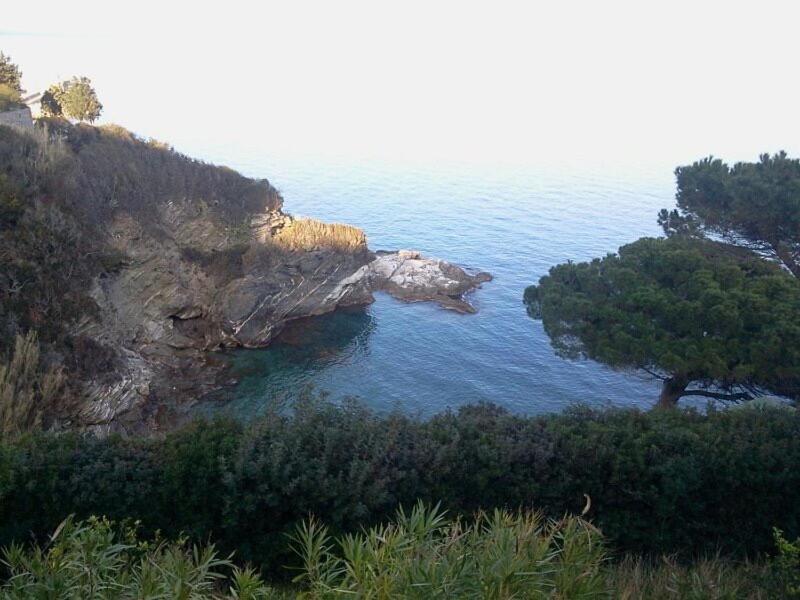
0, 107, 33, 130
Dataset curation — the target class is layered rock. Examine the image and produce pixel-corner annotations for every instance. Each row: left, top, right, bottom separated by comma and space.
76, 208, 378, 431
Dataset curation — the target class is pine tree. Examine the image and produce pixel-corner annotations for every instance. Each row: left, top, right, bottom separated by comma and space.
0, 52, 22, 93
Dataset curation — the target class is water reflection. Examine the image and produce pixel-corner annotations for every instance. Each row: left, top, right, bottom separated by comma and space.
209, 305, 376, 417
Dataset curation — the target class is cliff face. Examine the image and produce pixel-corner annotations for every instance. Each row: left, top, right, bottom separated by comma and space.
0, 122, 489, 433
80, 209, 375, 430
66, 125, 382, 430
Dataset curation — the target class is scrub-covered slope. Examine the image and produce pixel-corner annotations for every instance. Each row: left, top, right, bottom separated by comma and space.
0, 122, 488, 432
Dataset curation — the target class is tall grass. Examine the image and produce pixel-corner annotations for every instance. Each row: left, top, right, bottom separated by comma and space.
606, 556, 774, 599
274, 218, 367, 252
0, 509, 789, 598
0, 516, 277, 599
0, 122, 73, 198
290, 501, 606, 598
0, 331, 64, 435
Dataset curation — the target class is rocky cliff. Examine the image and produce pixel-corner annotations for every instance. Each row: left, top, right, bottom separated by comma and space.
0, 121, 489, 432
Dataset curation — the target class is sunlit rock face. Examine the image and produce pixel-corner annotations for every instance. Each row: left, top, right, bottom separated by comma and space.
82, 205, 375, 432
23, 124, 489, 432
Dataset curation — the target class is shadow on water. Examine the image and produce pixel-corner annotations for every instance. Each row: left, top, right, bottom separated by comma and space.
197, 305, 376, 419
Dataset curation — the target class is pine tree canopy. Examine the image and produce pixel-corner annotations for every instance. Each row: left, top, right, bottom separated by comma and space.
525, 236, 800, 405
659, 152, 800, 277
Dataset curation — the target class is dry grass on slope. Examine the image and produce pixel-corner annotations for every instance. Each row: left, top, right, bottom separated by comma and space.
0, 332, 64, 435
273, 217, 367, 252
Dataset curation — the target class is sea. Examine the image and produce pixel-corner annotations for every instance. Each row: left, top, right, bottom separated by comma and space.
185, 149, 692, 418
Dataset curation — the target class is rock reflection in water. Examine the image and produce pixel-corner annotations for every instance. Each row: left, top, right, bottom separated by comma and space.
202, 305, 375, 417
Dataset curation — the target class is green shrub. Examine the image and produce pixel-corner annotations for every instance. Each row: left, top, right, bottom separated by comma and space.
0, 400, 799, 580
774, 528, 800, 597
0, 53, 22, 95
0, 83, 22, 112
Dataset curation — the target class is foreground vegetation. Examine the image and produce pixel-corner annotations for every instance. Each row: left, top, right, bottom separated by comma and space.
0, 503, 794, 598
0, 397, 798, 581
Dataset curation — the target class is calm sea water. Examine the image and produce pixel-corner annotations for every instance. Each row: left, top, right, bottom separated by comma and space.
190, 150, 684, 417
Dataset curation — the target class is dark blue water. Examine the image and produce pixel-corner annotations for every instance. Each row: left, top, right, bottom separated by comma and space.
193, 153, 683, 417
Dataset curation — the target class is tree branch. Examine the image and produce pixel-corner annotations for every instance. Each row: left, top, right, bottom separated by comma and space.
640, 366, 668, 381
681, 389, 753, 402
772, 241, 800, 278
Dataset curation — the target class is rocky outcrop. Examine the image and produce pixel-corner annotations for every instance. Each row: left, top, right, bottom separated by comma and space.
1, 122, 490, 432
76, 207, 377, 431
366, 250, 492, 313
0, 107, 33, 130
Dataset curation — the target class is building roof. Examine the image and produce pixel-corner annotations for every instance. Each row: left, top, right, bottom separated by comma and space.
21, 92, 42, 105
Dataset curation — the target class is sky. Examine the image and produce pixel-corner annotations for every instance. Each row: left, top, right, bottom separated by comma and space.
2, 1, 799, 169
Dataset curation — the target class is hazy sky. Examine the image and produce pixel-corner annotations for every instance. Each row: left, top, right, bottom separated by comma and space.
2, 1, 799, 168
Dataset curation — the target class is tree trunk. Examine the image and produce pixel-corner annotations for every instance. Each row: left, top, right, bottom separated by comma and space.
774, 242, 800, 278
657, 376, 688, 408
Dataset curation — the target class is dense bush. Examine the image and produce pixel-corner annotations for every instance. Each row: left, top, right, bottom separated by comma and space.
0, 399, 798, 579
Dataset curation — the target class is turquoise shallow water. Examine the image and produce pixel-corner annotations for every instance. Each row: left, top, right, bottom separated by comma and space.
192, 152, 684, 417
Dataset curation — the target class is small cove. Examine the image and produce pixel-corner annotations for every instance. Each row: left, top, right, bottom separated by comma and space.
191, 154, 700, 417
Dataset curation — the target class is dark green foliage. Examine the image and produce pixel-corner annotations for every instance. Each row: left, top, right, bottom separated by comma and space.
0, 401, 798, 578
0, 53, 22, 94
524, 236, 800, 405
774, 528, 800, 597
660, 152, 800, 277
38, 85, 64, 118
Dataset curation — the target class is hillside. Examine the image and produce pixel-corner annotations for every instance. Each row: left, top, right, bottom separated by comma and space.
0, 121, 376, 431
0, 121, 489, 433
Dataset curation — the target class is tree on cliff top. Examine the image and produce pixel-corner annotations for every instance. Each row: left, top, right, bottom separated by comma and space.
659, 152, 800, 277
39, 84, 64, 118
41, 77, 103, 123
0, 53, 22, 94
524, 236, 800, 406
